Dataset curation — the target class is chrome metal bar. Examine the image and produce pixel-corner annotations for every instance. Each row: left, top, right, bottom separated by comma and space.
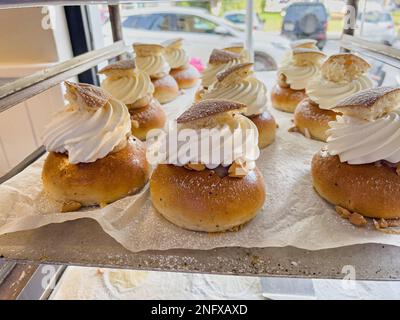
109, 4, 123, 43
341, 0, 358, 53
0, 146, 45, 184
108, 4, 124, 61
0, 0, 206, 9
16, 265, 67, 300
245, 0, 254, 62
343, 0, 358, 36
0, 41, 127, 113
0, 262, 16, 285
341, 34, 400, 69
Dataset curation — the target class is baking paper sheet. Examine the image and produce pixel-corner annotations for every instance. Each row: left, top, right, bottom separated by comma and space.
1, 73, 400, 252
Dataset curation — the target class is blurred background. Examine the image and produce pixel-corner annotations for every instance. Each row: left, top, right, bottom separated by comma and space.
97, 0, 400, 69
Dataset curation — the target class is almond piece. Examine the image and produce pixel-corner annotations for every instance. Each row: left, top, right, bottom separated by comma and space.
335, 206, 351, 219
61, 200, 82, 213
348, 212, 367, 227
228, 161, 248, 178
184, 163, 206, 171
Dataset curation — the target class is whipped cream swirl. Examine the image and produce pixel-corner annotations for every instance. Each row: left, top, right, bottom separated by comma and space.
307, 75, 373, 110
327, 111, 400, 165
148, 115, 259, 169
101, 70, 154, 105
201, 77, 267, 116
278, 63, 319, 90
165, 48, 189, 69
201, 60, 241, 88
136, 55, 170, 78
42, 98, 131, 164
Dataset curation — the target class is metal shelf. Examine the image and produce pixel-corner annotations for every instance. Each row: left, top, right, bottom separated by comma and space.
0, 0, 200, 9
340, 34, 400, 70
1, 218, 399, 280
0, 41, 127, 113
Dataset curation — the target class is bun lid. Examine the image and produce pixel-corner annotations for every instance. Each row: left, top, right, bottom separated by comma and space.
64, 81, 111, 110
321, 53, 371, 83
163, 38, 183, 49
209, 49, 241, 64
177, 99, 246, 126
334, 86, 400, 120
133, 43, 164, 57
290, 39, 318, 49
216, 62, 253, 83
292, 48, 326, 66
98, 59, 136, 78
223, 44, 244, 53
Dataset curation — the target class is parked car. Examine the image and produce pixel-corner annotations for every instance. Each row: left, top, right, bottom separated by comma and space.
223, 10, 264, 30
281, 2, 328, 49
103, 7, 290, 71
355, 11, 397, 46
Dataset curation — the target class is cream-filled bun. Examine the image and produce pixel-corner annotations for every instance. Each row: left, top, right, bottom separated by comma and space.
290, 39, 319, 50
223, 44, 250, 62
280, 39, 318, 66
201, 49, 243, 89
133, 43, 170, 79
312, 87, 400, 219
163, 38, 200, 89
294, 53, 373, 141
200, 63, 276, 148
99, 59, 166, 140
133, 43, 179, 103
272, 48, 326, 113
42, 81, 150, 208
149, 99, 266, 232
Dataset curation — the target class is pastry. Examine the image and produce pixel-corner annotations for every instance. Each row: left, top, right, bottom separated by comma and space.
290, 39, 319, 50
149, 99, 265, 232
200, 62, 276, 148
294, 53, 373, 141
99, 59, 166, 140
163, 38, 200, 89
271, 48, 326, 113
280, 39, 318, 66
312, 87, 400, 220
196, 49, 244, 101
133, 43, 179, 104
42, 81, 150, 208
223, 44, 250, 62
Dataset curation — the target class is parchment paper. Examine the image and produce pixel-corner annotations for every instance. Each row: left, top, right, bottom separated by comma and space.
1, 73, 400, 252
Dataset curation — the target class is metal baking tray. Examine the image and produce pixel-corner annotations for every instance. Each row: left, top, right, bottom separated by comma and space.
1, 218, 399, 280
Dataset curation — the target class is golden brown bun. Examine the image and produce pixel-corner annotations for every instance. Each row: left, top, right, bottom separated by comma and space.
150, 164, 266, 232
271, 84, 307, 113
248, 111, 276, 149
152, 74, 180, 104
293, 98, 337, 142
170, 64, 200, 89
42, 138, 150, 207
128, 99, 166, 140
312, 151, 400, 219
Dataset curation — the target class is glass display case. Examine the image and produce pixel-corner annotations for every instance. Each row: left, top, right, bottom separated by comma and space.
1, 0, 400, 299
